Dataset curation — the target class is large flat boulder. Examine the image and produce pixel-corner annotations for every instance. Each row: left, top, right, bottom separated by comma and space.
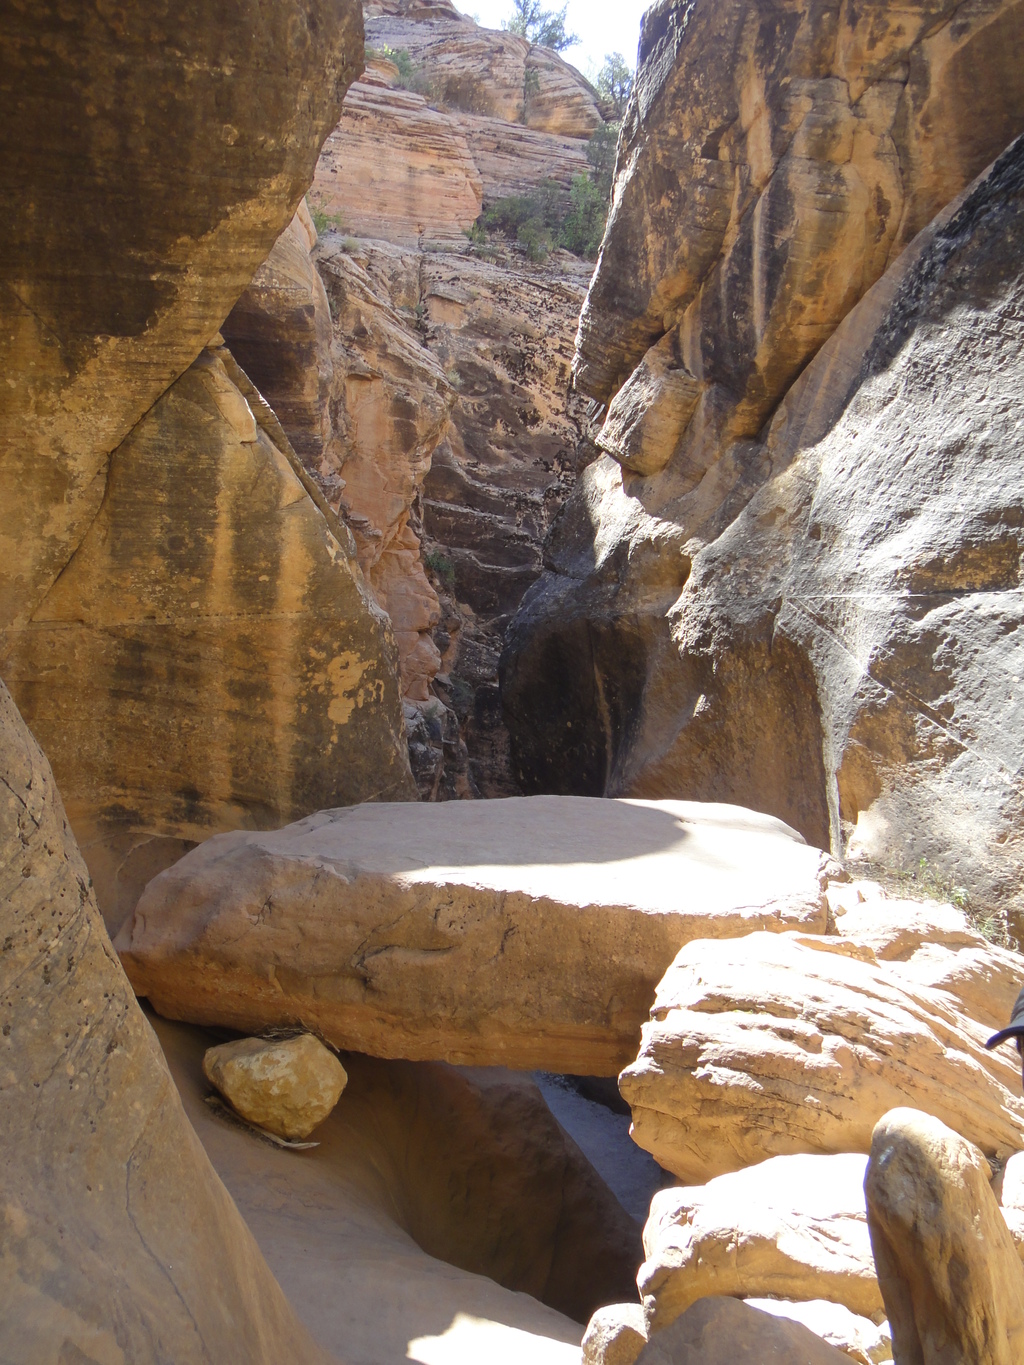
620, 932, 1024, 1181
0, 679, 331, 1362
118, 797, 828, 1073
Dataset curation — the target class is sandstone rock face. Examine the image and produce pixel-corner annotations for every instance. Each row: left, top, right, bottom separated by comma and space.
118, 797, 827, 1073
639, 1154, 881, 1328
582, 1304, 648, 1365
0, 0, 363, 646
504, 126, 1024, 920
3, 344, 414, 935
0, 680, 331, 1363
453, 113, 593, 201
222, 202, 334, 466
831, 891, 1024, 1031
865, 1108, 1024, 1364
743, 1300, 892, 1365
575, 0, 1024, 405
619, 932, 1024, 1182
634, 1296, 851, 1365
157, 1013, 637, 1349
417, 250, 591, 793
240, 204, 589, 788
291, 223, 589, 790
364, 0, 601, 138
203, 1033, 348, 1140
314, 238, 456, 701
312, 75, 484, 246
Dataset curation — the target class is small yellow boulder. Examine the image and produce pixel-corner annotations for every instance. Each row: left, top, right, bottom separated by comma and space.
203, 1033, 347, 1139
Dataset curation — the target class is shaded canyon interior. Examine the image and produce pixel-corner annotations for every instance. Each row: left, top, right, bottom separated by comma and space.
3, 0, 1024, 1362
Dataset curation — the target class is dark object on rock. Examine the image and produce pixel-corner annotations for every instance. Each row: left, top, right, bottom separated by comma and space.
986, 984, 1024, 1049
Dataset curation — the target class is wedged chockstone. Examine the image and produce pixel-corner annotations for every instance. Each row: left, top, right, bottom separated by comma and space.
118, 795, 828, 1074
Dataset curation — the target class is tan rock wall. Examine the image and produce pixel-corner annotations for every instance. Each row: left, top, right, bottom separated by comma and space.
0, 679, 331, 1364
3, 347, 413, 934
504, 103, 1024, 914
222, 203, 334, 465
0, 0, 363, 645
312, 76, 484, 246
365, 2, 601, 138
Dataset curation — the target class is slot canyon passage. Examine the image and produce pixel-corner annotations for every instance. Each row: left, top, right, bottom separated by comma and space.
3, 0, 1024, 1361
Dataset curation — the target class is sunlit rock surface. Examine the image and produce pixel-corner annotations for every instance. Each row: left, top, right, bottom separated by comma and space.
866, 1108, 1024, 1364
633, 1296, 851, 1364
203, 1033, 349, 1140
504, 121, 1024, 921
620, 930, 1024, 1181
639, 1154, 881, 1328
118, 797, 828, 1073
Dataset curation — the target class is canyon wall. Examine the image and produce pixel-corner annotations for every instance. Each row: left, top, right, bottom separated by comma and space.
0, 0, 415, 937
248, 6, 611, 796
502, 0, 1024, 920
0, 1, 412, 1352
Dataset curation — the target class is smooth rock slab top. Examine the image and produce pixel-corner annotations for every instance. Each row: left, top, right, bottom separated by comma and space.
117, 796, 827, 1074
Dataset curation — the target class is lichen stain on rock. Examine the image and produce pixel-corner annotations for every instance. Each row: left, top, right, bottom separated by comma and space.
323, 653, 371, 726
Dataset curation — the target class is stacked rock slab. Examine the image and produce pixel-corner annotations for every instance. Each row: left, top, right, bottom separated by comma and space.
742, 1300, 891, 1365
501, 0, 1024, 922
0, 679, 330, 1363
638, 1154, 882, 1328
117, 797, 828, 1074
363, 0, 601, 138
633, 1297, 851, 1364
619, 930, 1024, 1181
866, 1108, 1024, 1363
830, 890, 1024, 1030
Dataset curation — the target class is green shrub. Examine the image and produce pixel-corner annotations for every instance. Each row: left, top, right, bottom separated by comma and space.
437, 72, 492, 114
307, 198, 346, 236
424, 549, 456, 590
595, 53, 633, 119
587, 122, 619, 199
560, 173, 606, 258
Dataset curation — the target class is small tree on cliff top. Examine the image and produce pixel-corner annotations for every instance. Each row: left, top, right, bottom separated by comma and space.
502, 0, 579, 52
596, 52, 633, 119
